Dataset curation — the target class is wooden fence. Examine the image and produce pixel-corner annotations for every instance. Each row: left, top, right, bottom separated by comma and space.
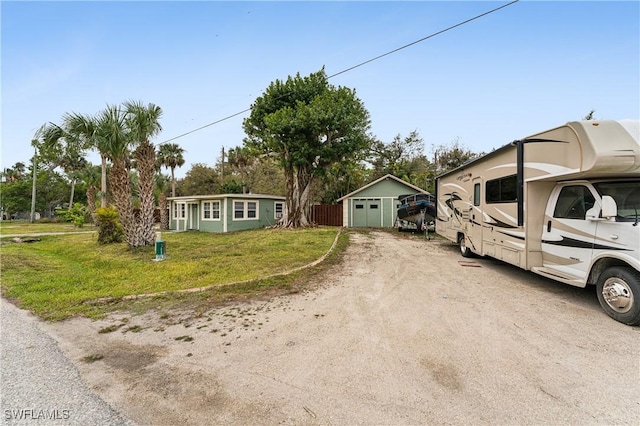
311, 204, 343, 226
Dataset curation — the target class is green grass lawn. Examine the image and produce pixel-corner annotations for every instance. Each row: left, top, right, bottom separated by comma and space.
0, 221, 95, 236
1, 227, 344, 320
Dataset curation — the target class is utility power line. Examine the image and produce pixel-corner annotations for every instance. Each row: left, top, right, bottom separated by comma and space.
158, 0, 519, 146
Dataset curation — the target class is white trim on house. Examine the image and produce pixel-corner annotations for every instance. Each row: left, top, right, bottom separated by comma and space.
174, 202, 188, 231
223, 199, 228, 233
168, 193, 284, 201
274, 201, 285, 220
201, 200, 221, 221
232, 200, 259, 221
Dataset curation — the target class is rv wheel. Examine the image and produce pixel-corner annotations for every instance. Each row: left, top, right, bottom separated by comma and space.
596, 267, 640, 326
458, 234, 473, 258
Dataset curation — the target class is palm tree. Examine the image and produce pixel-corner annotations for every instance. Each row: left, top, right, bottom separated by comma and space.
62, 155, 89, 210
154, 172, 171, 230
82, 164, 102, 225
38, 121, 88, 211
64, 113, 109, 207
157, 143, 185, 197
2, 163, 26, 183
124, 100, 163, 247
96, 104, 136, 246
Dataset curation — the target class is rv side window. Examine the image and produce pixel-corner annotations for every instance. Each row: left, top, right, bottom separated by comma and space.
554, 186, 595, 220
593, 181, 640, 222
486, 175, 517, 203
474, 184, 481, 206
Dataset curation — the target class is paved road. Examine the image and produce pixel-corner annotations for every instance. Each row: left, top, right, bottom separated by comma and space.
0, 299, 133, 425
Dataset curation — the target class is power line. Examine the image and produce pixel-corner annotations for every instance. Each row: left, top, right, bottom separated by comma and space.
327, 0, 519, 79
158, 0, 519, 146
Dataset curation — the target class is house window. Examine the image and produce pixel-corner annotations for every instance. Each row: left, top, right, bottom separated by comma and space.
247, 202, 257, 218
173, 203, 186, 219
233, 200, 260, 221
202, 201, 221, 220
275, 202, 284, 219
486, 175, 517, 203
234, 201, 244, 219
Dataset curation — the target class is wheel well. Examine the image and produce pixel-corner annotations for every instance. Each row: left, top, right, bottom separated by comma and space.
588, 258, 634, 286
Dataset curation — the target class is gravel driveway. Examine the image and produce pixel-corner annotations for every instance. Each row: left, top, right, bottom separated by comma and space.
29, 231, 640, 424
0, 300, 133, 425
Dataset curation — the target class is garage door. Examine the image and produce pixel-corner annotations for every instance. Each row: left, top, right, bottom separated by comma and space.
352, 198, 382, 227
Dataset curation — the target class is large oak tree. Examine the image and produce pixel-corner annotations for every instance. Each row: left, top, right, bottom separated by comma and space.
243, 69, 370, 227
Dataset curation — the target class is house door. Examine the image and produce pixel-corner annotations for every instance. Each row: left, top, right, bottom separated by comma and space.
176, 202, 187, 231
188, 203, 199, 230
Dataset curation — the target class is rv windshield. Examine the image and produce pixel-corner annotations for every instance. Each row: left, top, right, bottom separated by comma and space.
593, 181, 640, 223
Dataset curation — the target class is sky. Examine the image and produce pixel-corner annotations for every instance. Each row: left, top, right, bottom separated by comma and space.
2, 1, 639, 179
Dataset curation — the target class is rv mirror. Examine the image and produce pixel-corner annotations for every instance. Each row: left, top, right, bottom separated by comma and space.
601, 195, 618, 219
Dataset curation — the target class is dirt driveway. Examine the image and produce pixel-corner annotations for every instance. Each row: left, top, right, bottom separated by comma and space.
46, 231, 639, 425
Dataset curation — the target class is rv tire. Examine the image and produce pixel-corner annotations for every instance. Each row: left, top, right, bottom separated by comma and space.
596, 266, 640, 326
458, 234, 473, 258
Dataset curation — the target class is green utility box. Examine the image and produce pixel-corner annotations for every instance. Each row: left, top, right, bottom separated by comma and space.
155, 240, 166, 260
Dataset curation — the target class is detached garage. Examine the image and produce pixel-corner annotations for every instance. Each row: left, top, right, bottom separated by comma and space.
338, 174, 430, 228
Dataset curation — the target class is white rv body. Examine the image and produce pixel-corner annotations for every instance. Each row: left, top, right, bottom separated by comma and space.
436, 120, 640, 325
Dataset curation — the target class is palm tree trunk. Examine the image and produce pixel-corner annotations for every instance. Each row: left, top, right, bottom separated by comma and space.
134, 141, 157, 246
109, 160, 135, 247
171, 167, 176, 198
87, 185, 98, 225
68, 178, 76, 211
100, 154, 108, 208
159, 193, 169, 230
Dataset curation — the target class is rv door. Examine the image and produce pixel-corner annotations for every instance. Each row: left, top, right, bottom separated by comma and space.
470, 178, 483, 255
541, 184, 597, 284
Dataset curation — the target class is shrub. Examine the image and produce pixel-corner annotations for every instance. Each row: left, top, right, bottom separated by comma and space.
96, 206, 124, 244
65, 203, 89, 228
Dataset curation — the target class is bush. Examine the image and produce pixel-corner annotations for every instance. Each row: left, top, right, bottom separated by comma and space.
64, 203, 89, 228
96, 207, 124, 244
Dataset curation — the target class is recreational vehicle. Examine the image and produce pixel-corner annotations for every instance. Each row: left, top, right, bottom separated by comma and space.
436, 120, 640, 325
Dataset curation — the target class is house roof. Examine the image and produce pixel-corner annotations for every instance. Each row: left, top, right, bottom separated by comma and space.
337, 174, 430, 202
168, 193, 285, 201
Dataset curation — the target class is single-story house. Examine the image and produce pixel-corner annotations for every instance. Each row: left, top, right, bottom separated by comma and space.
337, 174, 430, 228
168, 194, 286, 233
